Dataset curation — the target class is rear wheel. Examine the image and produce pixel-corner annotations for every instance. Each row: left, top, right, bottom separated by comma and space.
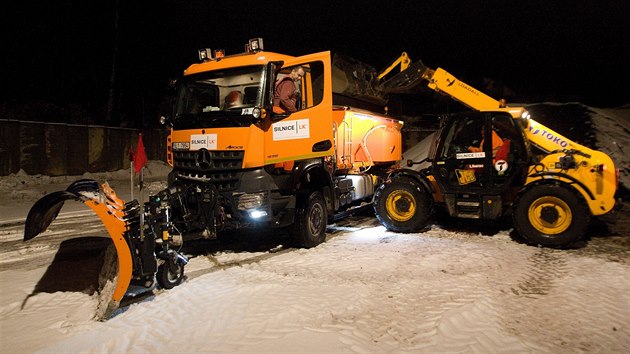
292, 191, 327, 248
513, 184, 589, 248
374, 177, 432, 233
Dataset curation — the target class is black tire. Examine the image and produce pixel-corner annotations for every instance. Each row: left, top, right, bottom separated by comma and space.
374, 177, 432, 233
292, 191, 327, 248
157, 258, 185, 289
513, 184, 589, 248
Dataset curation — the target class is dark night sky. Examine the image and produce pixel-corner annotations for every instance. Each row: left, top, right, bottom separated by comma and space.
2, 0, 629, 125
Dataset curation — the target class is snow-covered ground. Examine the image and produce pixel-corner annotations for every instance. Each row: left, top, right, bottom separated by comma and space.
0, 104, 628, 353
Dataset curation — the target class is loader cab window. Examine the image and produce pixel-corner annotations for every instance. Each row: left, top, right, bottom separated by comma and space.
433, 112, 527, 193
273, 61, 324, 115
440, 114, 484, 158
174, 65, 265, 127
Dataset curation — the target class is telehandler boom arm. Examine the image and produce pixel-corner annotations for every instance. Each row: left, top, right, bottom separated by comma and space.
378, 53, 504, 110
377, 53, 613, 154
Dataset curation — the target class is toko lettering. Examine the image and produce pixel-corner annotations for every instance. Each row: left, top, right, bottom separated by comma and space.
528, 125, 569, 148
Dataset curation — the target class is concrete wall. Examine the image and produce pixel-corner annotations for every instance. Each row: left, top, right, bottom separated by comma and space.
0, 120, 168, 176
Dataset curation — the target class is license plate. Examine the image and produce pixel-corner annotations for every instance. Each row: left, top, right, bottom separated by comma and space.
172, 142, 190, 151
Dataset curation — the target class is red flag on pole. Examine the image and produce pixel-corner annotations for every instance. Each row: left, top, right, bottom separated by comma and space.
134, 133, 147, 173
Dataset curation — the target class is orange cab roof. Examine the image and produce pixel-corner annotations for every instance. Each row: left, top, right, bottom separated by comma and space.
184, 51, 297, 76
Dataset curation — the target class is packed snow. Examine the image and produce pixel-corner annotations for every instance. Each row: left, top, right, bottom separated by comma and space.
0, 104, 628, 353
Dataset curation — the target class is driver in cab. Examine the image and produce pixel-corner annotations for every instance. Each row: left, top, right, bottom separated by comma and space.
469, 128, 503, 158
273, 66, 305, 114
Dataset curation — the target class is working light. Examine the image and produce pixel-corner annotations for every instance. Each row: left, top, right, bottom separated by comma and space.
248, 38, 264, 52
198, 48, 213, 61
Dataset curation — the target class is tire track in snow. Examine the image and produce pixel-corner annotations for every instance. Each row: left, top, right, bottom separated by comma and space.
493, 248, 630, 353
221, 226, 547, 352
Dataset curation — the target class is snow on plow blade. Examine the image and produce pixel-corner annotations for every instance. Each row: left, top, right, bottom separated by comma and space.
24, 179, 135, 313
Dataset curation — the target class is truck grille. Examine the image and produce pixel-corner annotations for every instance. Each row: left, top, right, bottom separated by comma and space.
173, 150, 245, 191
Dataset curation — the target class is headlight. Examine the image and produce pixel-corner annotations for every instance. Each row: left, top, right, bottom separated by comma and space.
236, 192, 266, 210
249, 210, 268, 219
519, 110, 531, 129
252, 107, 262, 119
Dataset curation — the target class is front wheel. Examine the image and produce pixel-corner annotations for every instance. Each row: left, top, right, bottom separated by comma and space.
157, 255, 185, 289
374, 177, 432, 233
292, 191, 327, 248
513, 184, 589, 248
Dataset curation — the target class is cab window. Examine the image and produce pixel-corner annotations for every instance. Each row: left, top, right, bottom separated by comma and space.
273, 61, 324, 114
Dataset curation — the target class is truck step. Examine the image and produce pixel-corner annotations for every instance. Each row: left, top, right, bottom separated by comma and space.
458, 213, 481, 219
456, 201, 480, 207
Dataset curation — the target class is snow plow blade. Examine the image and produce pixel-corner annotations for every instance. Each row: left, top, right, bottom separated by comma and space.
24, 190, 81, 241
24, 179, 188, 320
24, 179, 135, 311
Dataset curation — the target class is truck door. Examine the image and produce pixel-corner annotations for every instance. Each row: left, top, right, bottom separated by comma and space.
263, 51, 334, 165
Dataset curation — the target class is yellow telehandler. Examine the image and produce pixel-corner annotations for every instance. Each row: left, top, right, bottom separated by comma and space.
373, 53, 618, 248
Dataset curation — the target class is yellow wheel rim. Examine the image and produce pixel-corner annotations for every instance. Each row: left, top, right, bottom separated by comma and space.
386, 190, 416, 222
528, 196, 572, 235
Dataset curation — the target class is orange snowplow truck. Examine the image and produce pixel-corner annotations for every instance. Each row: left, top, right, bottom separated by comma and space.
161, 39, 402, 247
24, 38, 403, 313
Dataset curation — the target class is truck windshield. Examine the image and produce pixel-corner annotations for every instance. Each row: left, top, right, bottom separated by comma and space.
174, 65, 264, 127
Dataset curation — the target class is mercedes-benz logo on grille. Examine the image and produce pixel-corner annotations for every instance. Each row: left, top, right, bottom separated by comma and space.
195, 148, 213, 171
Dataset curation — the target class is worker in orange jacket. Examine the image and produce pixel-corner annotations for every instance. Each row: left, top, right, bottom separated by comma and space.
469, 129, 503, 158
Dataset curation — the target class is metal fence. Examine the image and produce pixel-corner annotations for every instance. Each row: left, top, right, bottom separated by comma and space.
0, 120, 169, 176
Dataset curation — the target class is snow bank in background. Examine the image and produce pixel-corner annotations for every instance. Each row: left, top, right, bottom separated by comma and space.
0, 160, 171, 188
589, 105, 630, 189
0, 160, 171, 223
402, 132, 434, 171
0, 161, 171, 202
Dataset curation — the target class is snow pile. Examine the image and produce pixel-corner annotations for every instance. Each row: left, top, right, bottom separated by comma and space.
589, 105, 630, 189
0, 160, 171, 223
0, 160, 170, 192
401, 132, 434, 171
